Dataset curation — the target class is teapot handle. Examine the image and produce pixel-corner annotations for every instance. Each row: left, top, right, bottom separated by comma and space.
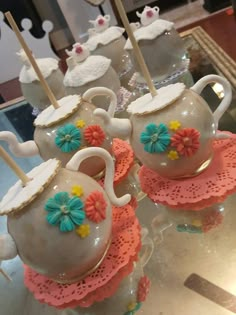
82, 87, 117, 118
66, 147, 131, 207
191, 74, 232, 127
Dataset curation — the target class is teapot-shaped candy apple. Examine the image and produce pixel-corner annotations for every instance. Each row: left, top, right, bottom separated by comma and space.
0, 147, 131, 284
0, 88, 117, 177
94, 75, 232, 179
18, 49, 65, 111
64, 43, 120, 110
85, 14, 133, 85
124, 6, 187, 82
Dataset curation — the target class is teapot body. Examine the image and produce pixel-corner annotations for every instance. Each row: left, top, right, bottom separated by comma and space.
65, 66, 120, 111
128, 28, 186, 82
34, 101, 112, 177
7, 168, 112, 283
130, 89, 216, 178
20, 68, 65, 111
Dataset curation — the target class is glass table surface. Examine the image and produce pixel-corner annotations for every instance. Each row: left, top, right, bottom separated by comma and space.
0, 26, 236, 315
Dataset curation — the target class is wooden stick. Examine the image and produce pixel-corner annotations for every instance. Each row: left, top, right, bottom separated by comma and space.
5, 11, 60, 109
114, 0, 157, 97
0, 268, 12, 282
0, 146, 30, 186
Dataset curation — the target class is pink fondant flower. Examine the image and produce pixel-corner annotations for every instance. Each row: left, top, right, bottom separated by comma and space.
84, 125, 105, 146
171, 128, 200, 157
202, 210, 223, 233
146, 10, 154, 18
98, 18, 105, 25
137, 276, 150, 302
75, 45, 83, 54
85, 191, 107, 223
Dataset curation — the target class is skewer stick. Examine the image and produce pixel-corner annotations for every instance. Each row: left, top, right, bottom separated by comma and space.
114, 0, 157, 97
0, 146, 30, 186
5, 11, 60, 109
0, 268, 12, 282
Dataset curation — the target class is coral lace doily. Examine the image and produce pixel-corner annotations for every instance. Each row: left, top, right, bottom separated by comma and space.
139, 134, 236, 211
109, 138, 134, 185
24, 203, 141, 309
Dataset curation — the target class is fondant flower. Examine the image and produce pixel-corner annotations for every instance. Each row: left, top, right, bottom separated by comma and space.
202, 210, 223, 233
146, 10, 154, 18
45, 192, 85, 232
72, 185, 83, 197
176, 224, 202, 234
85, 191, 107, 223
140, 123, 171, 154
98, 18, 105, 25
76, 224, 90, 238
169, 120, 181, 131
55, 124, 81, 153
137, 276, 150, 302
75, 119, 86, 128
75, 45, 83, 54
167, 150, 179, 160
84, 125, 106, 146
124, 302, 142, 315
171, 128, 200, 157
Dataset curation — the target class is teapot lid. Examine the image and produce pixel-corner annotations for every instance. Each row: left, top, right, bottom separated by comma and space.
34, 95, 82, 128
18, 50, 59, 83
125, 19, 174, 50
127, 83, 185, 115
0, 159, 60, 216
85, 26, 124, 51
64, 55, 111, 87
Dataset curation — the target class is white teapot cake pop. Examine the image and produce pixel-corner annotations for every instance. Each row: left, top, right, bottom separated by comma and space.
64, 43, 120, 110
125, 6, 187, 82
93, 75, 232, 179
0, 88, 117, 177
18, 49, 65, 111
0, 147, 131, 284
85, 15, 132, 82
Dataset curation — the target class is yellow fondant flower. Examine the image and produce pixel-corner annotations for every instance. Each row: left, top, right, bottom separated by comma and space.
72, 185, 84, 197
167, 150, 179, 160
76, 224, 90, 238
191, 219, 202, 227
76, 119, 86, 128
169, 120, 181, 131
127, 302, 137, 311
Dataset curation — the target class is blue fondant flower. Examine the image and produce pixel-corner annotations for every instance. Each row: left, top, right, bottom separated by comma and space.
55, 124, 81, 153
45, 192, 85, 232
124, 302, 142, 315
140, 123, 170, 153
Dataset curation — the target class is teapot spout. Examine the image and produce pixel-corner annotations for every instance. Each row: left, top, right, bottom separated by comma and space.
0, 131, 39, 157
94, 108, 132, 140
0, 234, 17, 261
66, 147, 131, 207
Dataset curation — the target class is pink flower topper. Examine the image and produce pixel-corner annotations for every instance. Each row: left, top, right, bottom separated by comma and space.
171, 128, 200, 157
75, 45, 83, 54
98, 18, 105, 25
146, 10, 154, 18
84, 125, 105, 147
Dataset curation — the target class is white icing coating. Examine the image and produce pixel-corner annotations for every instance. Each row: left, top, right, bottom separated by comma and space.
85, 26, 125, 51
127, 83, 186, 115
125, 19, 174, 50
0, 159, 60, 215
0, 234, 17, 260
34, 95, 81, 127
64, 56, 111, 87
19, 57, 59, 83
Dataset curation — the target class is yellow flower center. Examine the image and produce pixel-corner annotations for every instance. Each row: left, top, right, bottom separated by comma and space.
127, 302, 137, 311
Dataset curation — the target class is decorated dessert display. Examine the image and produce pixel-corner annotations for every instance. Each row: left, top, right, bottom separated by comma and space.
95, 74, 232, 179
18, 49, 65, 111
84, 14, 133, 87
0, 146, 131, 284
125, 6, 188, 84
64, 43, 121, 110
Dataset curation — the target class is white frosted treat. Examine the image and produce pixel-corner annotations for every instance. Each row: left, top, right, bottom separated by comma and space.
18, 50, 59, 83
127, 83, 186, 115
64, 55, 111, 87
125, 19, 174, 50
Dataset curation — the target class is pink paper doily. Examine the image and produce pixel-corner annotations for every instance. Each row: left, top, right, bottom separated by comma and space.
139, 134, 236, 211
110, 138, 134, 185
24, 204, 141, 309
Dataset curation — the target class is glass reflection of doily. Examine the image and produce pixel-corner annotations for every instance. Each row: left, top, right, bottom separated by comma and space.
24, 203, 141, 309
116, 87, 132, 113
129, 59, 190, 91
139, 133, 236, 211
109, 138, 134, 185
